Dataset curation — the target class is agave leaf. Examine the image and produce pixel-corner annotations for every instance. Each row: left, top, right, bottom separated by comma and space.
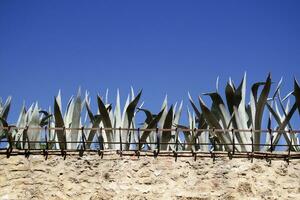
122, 90, 142, 149
112, 90, 122, 149
0, 117, 8, 128
0, 117, 8, 141
86, 115, 102, 149
272, 77, 283, 99
124, 90, 142, 129
277, 94, 292, 129
40, 114, 53, 127
121, 94, 130, 123
12, 104, 27, 148
130, 86, 135, 101
285, 98, 290, 114
140, 107, 165, 149
54, 95, 66, 149
264, 103, 294, 150
105, 89, 109, 104
97, 95, 114, 149
225, 82, 236, 115
176, 124, 193, 151
266, 102, 282, 125
237, 73, 250, 128
274, 103, 298, 150
176, 124, 190, 137
161, 106, 173, 150
282, 91, 293, 102
187, 107, 196, 150
232, 106, 250, 152
0, 97, 11, 142
216, 76, 219, 92
67, 89, 82, 149
249, 81, 267, 128
17, 104, 27, 127
253, 74, 271, 150
170, 101, 183, 148
251, 82, 266, 102
64, 96, 74, 128
85, 100, 95, 123
0, 96, 11, 120
114, 89, 122, 126
174, 101, 183, 124
203, 92, 231, 130
27, 103, 41, 149
233, 73, 252, 151
236, 73, 246, 109
188, 93, 201, 120
294, 78, 300, 115
158, 95, 168, 127
198, 96, 222, 130
198, 96, 232, 151
137, 108, 153, 124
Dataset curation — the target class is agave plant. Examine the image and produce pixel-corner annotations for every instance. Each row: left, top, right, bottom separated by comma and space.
0, 74, 299, 153
265, 79, 300, 151
84, 88, 143, 150
136, 95, 183, 151
0, 96, 11, 141
176, 105, 209, 152
188, 74, 273, 152
8, 102, 52, 149
53, 89, 83, 150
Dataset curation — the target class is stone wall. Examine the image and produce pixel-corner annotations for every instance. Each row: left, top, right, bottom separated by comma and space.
0, 154, 299, 199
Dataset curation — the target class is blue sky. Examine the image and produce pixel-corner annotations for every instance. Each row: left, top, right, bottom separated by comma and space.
1, 0, 300, 125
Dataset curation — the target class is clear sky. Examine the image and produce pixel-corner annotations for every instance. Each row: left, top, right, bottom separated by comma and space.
1, 0, 300, 124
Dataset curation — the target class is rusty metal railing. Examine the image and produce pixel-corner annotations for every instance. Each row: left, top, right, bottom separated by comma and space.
0, 127, 299, 163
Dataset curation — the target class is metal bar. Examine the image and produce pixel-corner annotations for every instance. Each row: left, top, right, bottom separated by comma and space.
2, 140, 300, 148
119, 127, 122, 157
155, 127, 160, 158
44, 126, 48, 160
81, 126, 86, 150
1, 126, 300, 134
193, 128, 197, 161
172, 128, 178, 161
232, 129, 235, 155
250, 129, 254, 163
136, 128, 140, 158
270, 128, 273, 153
6, 126, 12, 158
211, 129, 216, 162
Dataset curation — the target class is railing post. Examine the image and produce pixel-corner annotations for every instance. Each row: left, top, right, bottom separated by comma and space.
174, 128, 178, 162
269, 128, 273, 153
62, 127, 67, 160
6, 126, 13, 158
79, 126, 86, 157
44, 126, 48, 160
155, 127, 160, 158
232, 129, 235, 154
98, 127, 104, 158
24, 126, 30, 158
119, 127, 122, 157
250, 128, 254, 163
193, 128, 197, 161
136, 128, 140, 158
210, 128, 216, 162
286, 129, 292, 164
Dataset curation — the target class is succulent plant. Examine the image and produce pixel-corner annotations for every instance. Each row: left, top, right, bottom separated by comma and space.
53, 89, 83, 150
0, 96, 11, 141
0, 74, 299, 153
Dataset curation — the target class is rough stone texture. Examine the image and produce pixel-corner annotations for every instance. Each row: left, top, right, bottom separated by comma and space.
0, 154, 299, 200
